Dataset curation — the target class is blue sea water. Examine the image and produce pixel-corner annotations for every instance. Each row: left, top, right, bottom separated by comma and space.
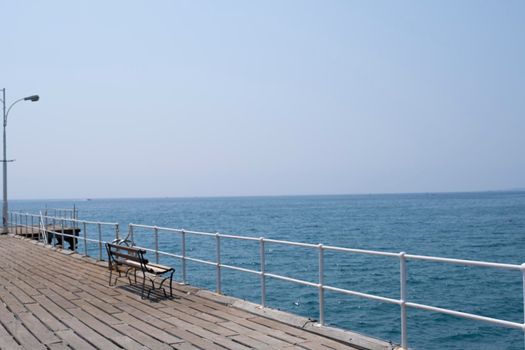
11, 191, 525, 349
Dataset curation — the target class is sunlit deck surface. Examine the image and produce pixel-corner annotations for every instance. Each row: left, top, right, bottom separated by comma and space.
0, 235, 392, 350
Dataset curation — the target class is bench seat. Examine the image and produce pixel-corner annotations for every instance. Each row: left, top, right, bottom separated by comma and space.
106, 243, 174, 299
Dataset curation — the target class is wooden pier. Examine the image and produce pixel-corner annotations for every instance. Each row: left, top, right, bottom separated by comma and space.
11, 225, 81, 250
0, 235, 395, 350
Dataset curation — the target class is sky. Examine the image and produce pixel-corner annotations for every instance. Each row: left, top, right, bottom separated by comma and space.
1, 1, 524, 199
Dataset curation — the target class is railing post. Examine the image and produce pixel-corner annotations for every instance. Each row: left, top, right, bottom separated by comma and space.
260, 237, 266, 307
83, 222, 87, 256
115, 223, 120, 241
52, 217, 56, 245
400, 252, 408, 350
61, 218, 65, 248
521, 263, 525, 350
182, 229, 187, 284
319, 243, 325, 325
129, 224, 134, 245
31, 215, 34, 234
97, 223, 102, 260
73, 216, 77, 244
72, 218, 77, 253
154, 226, 159, 264
38, 214, 44, 243
216, 232, 221, 294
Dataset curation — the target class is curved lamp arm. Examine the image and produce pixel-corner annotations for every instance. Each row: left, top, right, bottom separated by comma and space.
4, 95, 39, 126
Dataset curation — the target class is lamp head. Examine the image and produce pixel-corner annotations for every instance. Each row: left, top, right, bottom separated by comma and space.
24, 95, 39, 102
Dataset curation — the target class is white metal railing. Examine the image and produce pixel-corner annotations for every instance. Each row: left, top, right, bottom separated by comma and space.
127, 223, 525, 350
10, 211, 119, 260
7, 211, 525, 349
44, 207, 79, 220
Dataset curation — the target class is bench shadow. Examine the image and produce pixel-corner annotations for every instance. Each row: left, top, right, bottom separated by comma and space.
115, 282, 178, 303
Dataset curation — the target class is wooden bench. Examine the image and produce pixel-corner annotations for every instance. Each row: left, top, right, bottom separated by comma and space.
105, 242, 174, 299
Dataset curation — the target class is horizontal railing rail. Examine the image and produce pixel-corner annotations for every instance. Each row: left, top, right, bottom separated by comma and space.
10, 211, 119, 261
45, 207, 78, 220
126, 223, 525, 350
7, 211, 524, 349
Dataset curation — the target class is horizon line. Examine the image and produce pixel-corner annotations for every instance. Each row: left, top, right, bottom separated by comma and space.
10, 188, 525, 202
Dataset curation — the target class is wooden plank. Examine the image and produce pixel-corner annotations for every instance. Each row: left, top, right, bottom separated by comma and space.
55, 329, 97, 350
220, 321, 294, 348
160, 317, 251, 350
175, 342, 201, 350
0, 287, 28, 314
17, 311, 61, 345
5, 284, 35, 305
164, 313, 238, 337
67, 307, 147, 350
47, 342, 71, 350
298, 340, 344, 350
248, 316, 360, 350
0, 322, 24, 350
0, 335, 24, 349
38, 288, 79, 309
112, 323, 174, 350
75, 292, 122, 314
113, 312, 183, 345
0, 303, 18, 324
220, 317, 308, 344
70, 298, 123, 326
229, 335, 278, 350
163, 326, 228, 350
58, 317, 123, 350
10, 277, 41, 297
25, 303, 68, 332
32, 294, 77, 322
0, 318, 46, 350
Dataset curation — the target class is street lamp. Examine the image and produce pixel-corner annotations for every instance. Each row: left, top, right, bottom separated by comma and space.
0, 88, 40, 234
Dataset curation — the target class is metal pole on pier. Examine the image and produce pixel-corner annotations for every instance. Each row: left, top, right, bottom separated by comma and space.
1, 88, 39, 234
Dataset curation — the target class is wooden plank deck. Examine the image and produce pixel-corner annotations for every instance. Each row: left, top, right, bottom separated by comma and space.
0, 235, 394, 350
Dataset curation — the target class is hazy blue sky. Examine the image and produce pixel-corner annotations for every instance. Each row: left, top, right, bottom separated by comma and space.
2, 1, 524, 199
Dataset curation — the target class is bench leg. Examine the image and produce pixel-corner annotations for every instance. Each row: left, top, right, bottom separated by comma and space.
147, 279, 157, 299
169, 271, 173, 297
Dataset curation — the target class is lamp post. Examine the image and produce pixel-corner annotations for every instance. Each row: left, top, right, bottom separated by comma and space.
1, 88, 40, 234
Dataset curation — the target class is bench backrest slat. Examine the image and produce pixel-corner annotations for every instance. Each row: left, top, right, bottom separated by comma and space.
106, 242, 149, 269
110, 250, 146, 264
106, 243, 145, 254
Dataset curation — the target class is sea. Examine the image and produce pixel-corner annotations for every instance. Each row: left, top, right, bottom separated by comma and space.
10, 191, 525, 350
